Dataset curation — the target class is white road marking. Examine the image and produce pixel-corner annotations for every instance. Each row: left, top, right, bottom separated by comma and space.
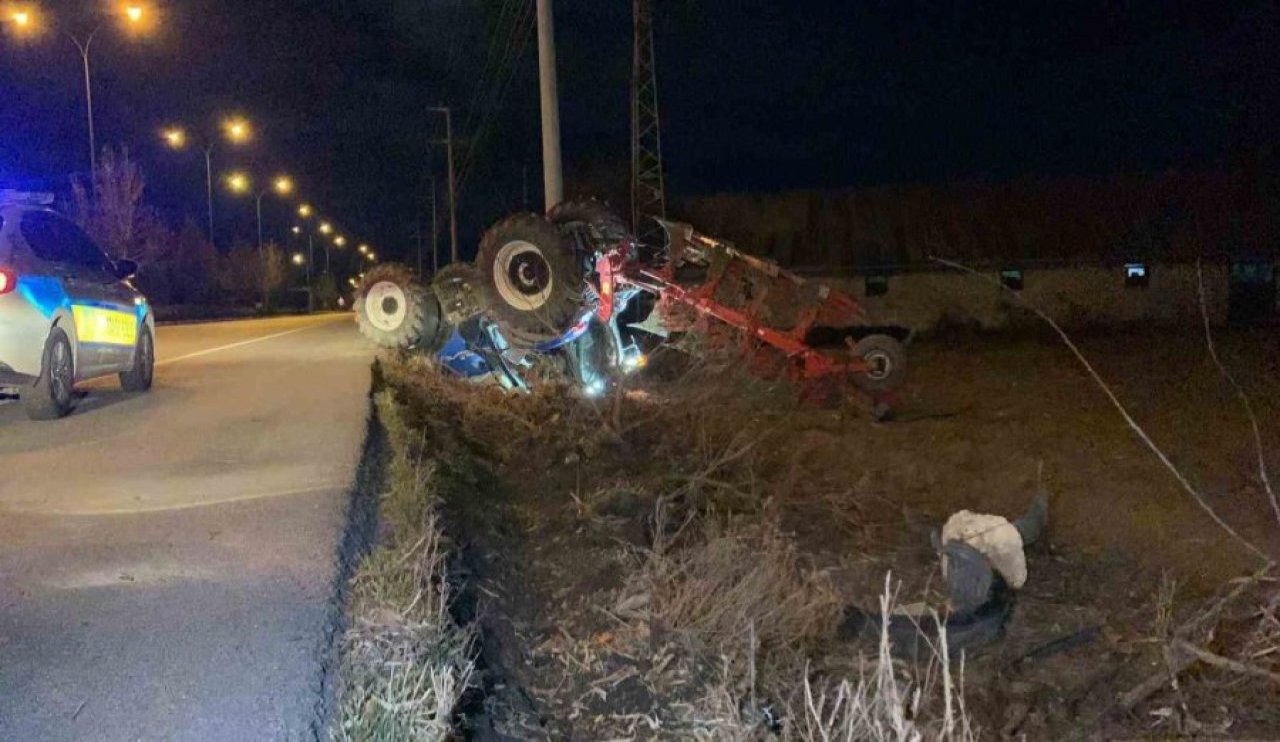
2, 482, 345, 517
156, 320, 337, 367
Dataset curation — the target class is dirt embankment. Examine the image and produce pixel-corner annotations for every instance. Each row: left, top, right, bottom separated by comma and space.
377, 324, 1280, 739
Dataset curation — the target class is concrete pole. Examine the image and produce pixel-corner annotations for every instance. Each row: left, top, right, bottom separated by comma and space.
430, 175, 439, 275
536, 0, 563, 211
427, 108, 459, 264
444, 109, 458, 264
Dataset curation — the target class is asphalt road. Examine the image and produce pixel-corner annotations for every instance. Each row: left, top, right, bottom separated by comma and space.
0, 314, 373, 740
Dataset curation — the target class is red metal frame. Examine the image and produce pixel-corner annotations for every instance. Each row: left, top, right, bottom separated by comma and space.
600, 224, 880, 386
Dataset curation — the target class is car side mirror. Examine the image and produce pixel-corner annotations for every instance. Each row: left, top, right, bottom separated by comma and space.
113, 259, 139, 281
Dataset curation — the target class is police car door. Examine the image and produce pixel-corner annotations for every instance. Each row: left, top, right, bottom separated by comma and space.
18, 211, 136, 376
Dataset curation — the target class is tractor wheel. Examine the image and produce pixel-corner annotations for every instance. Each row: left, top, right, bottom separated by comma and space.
850, 334, 907, 393
356, 263, 447, 352
476, 212, 585, 346
549, 198, 632, 247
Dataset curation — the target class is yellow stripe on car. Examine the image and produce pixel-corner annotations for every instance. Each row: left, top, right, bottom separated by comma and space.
72, 305, 138, 346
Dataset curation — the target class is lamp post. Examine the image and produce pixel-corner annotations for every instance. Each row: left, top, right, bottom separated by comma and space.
317, 221, 334, 273
298, 204, 330, 275
162, 116, 252, 246
227, 172, 293, 311
8, 5, 153, 175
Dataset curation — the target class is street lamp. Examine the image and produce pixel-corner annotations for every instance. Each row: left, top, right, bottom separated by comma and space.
298, 203, 313, 218
334, 236, 347, 247
225, 171, 250, 195
13, 5, 155, 175
161, 117, 252, 245
226, 171, 296, 311
291, 252, 305, 266
223, 116, 252, 144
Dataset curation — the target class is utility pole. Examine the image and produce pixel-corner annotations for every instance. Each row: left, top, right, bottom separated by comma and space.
415, 221, 423, 277
536, 0, 563, 210
428, 106, 459, 265
430, 175, 439, 274
631, 0, 667, 245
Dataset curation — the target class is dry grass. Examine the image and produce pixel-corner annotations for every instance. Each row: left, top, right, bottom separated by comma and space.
790, 579, 975, 742
377, 350, 978, 739
614, 499, 973, 740
333, 391, 475, 741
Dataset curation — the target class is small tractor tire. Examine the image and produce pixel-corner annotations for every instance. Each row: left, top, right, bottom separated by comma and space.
356, 263, 447, 352
850, 333, 908, 393
477, 213, 585, 346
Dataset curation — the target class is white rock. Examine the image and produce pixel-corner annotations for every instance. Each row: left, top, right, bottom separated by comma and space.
941, 510, 1027, 589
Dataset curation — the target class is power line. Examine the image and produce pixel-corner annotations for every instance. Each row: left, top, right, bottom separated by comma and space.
457, 1, 535, 198
456, 0, 523, 165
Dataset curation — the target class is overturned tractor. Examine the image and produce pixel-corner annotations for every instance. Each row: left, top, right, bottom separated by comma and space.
354, 200, 907, 416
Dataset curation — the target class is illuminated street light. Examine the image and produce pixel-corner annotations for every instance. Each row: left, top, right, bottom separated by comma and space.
291, 252, 305, 266
318, 222, 332, 235
357, 243, 368, 254
162, 127, 186, 149
334, 236, 347, 247
11, 5, 161, 175
223, 116, 252, 144
227, 170, 297, 310
161, 119, 251, 246
297, 203, 313, 218
225, 171, 250, 194
291, 225, 302, 235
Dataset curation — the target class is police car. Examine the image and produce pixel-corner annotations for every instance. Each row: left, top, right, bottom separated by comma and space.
0, 191, 154, 420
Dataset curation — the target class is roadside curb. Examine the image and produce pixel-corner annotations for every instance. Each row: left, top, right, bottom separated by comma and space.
307, 364, 386, 739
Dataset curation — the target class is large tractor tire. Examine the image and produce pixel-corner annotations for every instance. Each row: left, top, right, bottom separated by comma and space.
356, 263, 448, 352
549, 198, 632, 248
476, 213, 585, 346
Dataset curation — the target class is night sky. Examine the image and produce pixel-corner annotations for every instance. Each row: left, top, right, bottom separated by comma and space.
0, 0, 1275, 264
